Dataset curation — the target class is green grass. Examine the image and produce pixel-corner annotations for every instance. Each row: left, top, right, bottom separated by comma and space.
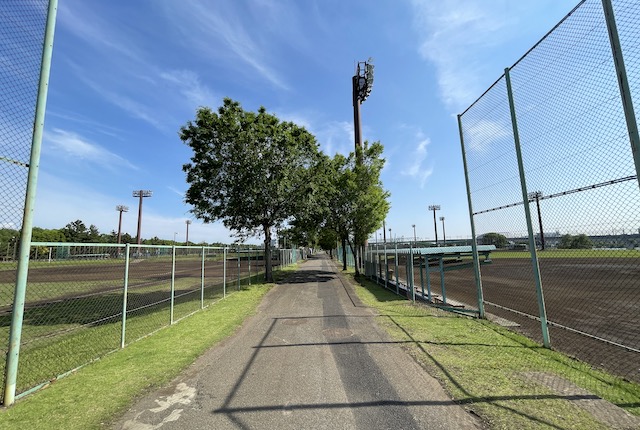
352, 274, 640, 429
0, 263, 298, 430
0, 282, 276, 429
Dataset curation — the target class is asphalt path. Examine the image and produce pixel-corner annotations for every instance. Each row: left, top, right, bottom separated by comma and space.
114, 253, 482, 430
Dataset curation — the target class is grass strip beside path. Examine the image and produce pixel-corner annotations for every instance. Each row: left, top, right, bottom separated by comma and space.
351, 273, 640, 430
0, 281, 275, 429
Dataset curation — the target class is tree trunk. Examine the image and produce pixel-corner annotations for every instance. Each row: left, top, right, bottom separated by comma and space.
348, 239, 360, 276
341, 237, 347, 271
264, 225, 273, 282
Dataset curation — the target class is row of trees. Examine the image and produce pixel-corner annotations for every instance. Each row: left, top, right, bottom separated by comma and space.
480, 232, 594, 249
0, 220, 225, 257
180, 98, 389, 282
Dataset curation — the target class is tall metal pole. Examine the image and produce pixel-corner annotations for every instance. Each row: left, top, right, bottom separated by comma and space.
429, 205, 440, 245
412, 224, 416, 245
133, 190, 152, 245
4, 0, 59, 406
353, 73, 363, 162
505, 66, 550, 348
529, 191, 545, 250
601, 0, 640, 189
382, 219, 386, 243
457, 114, 485, 318
116, 205, 128, 245
440, 216, 446, 246
185, 220, 191, 246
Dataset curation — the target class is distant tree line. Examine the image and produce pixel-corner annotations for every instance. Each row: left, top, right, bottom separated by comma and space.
0, 220, 227, 258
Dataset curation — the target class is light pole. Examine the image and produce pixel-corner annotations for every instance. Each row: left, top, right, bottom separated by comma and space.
115, 205, 128, 245
388, 228, 392, 243
352, 58, 374, 161
440, 216, 446, 246
429, 205, 440, 246
528, 191, 545, 250
173, 232, 177, 244
412, 224, 416, 245
132, 190, 152, 245
185, 220, 192, 246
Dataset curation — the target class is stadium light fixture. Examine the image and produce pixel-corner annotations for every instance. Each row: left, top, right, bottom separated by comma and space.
528, 191, 545, 250
185, 220, 192, 246
352, 58, 374, 160
428, 205, 440, 246
132, 190, 152, 245
115, 205, 129, 246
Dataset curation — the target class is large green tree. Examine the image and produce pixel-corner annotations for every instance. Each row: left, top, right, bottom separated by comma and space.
326, 141, 389, 274
180, 98, 322, 282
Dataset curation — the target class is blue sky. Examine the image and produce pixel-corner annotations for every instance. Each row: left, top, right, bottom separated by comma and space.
29, 0, 579, 244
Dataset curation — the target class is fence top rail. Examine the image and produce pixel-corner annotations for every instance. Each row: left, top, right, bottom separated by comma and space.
370, 245, 496, 255
29, 242, 227, 250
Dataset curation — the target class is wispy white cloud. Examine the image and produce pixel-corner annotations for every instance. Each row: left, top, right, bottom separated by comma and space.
410, 0, 517, 111
167, 186, 185, 199
160, 1, 289, 90
45, 129, 138, 171
58, 0, 141, 61
160, 70, 218, 109
399, 127, 433, 188
465, 119, 512, 153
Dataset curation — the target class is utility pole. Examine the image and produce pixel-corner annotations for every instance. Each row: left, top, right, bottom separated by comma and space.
440, 216, 446, 246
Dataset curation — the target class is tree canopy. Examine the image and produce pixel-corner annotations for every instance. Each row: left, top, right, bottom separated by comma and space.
180, 98, 323, 281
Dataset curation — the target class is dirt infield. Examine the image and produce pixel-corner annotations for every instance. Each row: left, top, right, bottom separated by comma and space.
390, 256, 640, 383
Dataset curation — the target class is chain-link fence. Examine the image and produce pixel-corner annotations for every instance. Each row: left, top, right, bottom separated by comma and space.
0, 243, 305, 402
458, 0, 640, 387
0, 0, 53, 406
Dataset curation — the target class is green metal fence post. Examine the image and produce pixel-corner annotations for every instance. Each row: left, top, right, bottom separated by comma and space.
200, 247, 205, 309
223, 247, 227, 298
419, 254, 425, 299
248, 248, 251, 285
426, 257, 432, 302
439, 256, 446, 304
237, 251, 240, 290
3, 0, 58, 407
394, 242, 399, 295
170, 245, 176, 324
601, 0, 640, 189
505, 66, 551, 348
120, 244, 130, 348
457, 114, 486, 318
409, 245, 415, 302
384, 242, 388, 290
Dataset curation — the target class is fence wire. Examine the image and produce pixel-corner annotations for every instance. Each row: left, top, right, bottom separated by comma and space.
459, 0, 640, 391
0, 243, 301, 402
0, 0, 50, 405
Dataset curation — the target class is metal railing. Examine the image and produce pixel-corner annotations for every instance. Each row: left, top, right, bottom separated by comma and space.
0, 243, 300, 404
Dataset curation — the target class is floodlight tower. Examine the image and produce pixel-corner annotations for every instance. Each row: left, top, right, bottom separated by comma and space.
429, 205, 440, 246
115, 205, 129, 245
440, 216, 446, 246
352, 58, 374, 162
132, 190, 152, 245
185, 220, 192, 246
528, 191, 545, 250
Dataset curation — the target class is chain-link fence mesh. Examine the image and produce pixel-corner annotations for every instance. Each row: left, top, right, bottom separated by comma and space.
0, 0, 50, 404
0, 243, 279, 401
459, 0, 640, 390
